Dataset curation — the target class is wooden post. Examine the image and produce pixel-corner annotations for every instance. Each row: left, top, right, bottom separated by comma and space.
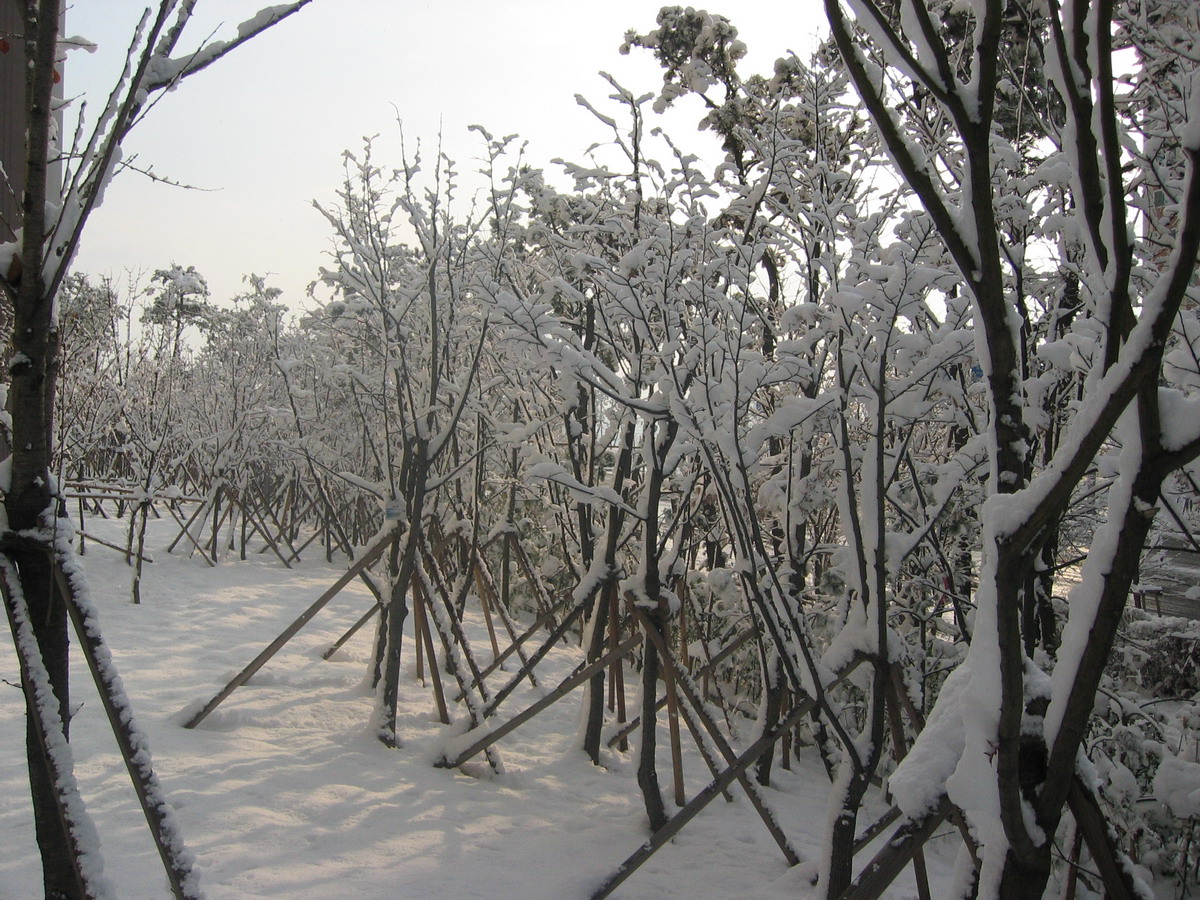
320, 603, 378, 660
835, 801, 950, 900
473, 549, 538, 688
606, 627, 755, 750
663, 659, 686, 807
478, 600, 586, 717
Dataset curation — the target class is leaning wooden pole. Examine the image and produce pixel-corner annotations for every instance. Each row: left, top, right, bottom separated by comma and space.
52, 562, 203, 900
0, 555, 104, 900
184, 528, 399, 728
589, 675, 839, 900
836, 800, 951, 900
633, 606, 801, 867
443, 631, 645, 769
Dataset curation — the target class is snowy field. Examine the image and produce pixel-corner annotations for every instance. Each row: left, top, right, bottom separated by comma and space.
2, 511, 955, 899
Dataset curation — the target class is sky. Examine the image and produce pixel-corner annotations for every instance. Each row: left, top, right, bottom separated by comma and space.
63, 1, 823, 311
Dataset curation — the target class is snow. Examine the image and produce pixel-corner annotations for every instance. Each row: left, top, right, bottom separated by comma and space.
1154, 755, 1200, 819
1185, 69, 1200, 151
889, 662, 968, 819
1, 510, 960, 899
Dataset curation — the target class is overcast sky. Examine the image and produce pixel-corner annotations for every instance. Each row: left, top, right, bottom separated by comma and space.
64, 1, 822, 309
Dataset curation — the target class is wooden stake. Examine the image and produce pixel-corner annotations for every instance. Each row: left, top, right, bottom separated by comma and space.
455, 594, 578, 705
164, 495, 216, 565
472, 557, 502, 658
478, 601, 586, 717
445, 631, 645, 768
184, 529, 399, 728
321, 603, 379, 660
417, 560, 503, 773
663, 659, 686, 807
52, 565, 203, 899
835, 800, 950, 900
1066, 775, 1142, 900
589, 675, 844, 900
632, 607, 801, 867
606, 627, 755, 749
473, 549, 539, 688
413, 577, 450, 725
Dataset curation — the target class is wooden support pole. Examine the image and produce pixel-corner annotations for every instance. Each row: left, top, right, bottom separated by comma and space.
663, 659, 686, 807
249, 480, 302, 563
184, 529, 399, 728
472, 557, 502, 659
632, 607, 801, 867
233, 489, 294, 569
164, 498, 217, 567
835, 800, 951, 900
511, 531, 563, 631
444, 632, 645, 768
415, 579, 451, 725
606, 627, 755, 749
852, 806, 901, 855
589, 677, 839, 900
423, 548, 491, 702
417, 560, 503, 774
75, 529, 153, 563
1066, 775, 1142, 900
321, 603, 379, 660
673, 691, 735, 802
476, 601, 586, 717
413, 573, 426, 684
458, 594, 575, 700
1, 558, 105, 900
53, 565, 203, 899
473, 549, 538, 689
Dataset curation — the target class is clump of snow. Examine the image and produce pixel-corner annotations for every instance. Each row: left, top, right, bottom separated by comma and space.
1154, 755, 1200, 819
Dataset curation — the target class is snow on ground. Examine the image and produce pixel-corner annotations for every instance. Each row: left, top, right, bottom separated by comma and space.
2, 510, 954, 899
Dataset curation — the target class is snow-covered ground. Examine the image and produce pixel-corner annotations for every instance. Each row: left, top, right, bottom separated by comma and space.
2, 511, 953, 899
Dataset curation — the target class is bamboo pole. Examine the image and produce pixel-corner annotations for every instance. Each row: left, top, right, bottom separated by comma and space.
448, 593, 577, 705
1, 558, 105, 900
835, 801, 951, 900
589, 673, 846, 900
663, 659, 685, 807
477, 602, 586, 717
633, 606, 801, 866
184, 528, 399, 728
606, 627, 755, 749
473, 549, 538, 688
320, 603, 378, 660
444, 631, 645, 768
415, 577, 450, 725
417, 559, 503, 774
163, 500, 217, 567
52, 565, 203, 899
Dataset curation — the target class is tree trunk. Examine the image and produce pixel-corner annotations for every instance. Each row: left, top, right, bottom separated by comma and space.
997, 844, 1053, 900
581, 581, 612, 763
755, 650, 785, 787
6, 2, 81, 895
636, 606, 668, 831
